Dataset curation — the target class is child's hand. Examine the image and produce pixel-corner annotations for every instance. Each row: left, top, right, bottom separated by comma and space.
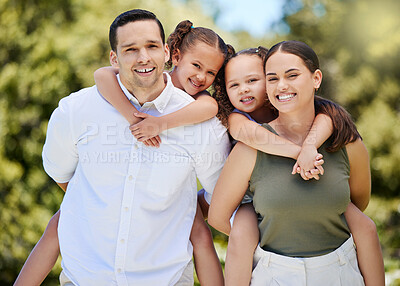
292, 144, 324, 180
130, 112, 164, 142
142, 136, 162, 148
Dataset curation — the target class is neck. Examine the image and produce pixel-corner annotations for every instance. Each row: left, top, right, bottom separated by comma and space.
272, 106, 315, 145
249, 104, 277, 124
169, 68, 183, 90
122, 74, 167, 105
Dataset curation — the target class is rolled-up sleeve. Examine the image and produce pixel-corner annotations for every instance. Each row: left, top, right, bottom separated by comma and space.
195, 119, 231, 204
42, 97, 78, 183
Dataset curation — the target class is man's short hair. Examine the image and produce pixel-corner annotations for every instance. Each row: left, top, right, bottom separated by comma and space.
109, 9, 165, 51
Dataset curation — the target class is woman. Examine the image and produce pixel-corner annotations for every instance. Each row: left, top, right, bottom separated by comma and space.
209, 40, 370, 285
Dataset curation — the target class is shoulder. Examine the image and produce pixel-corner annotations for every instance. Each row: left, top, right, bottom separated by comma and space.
345, 138, 369, 163
169, 86, 195, 105
58, 86, 99, 110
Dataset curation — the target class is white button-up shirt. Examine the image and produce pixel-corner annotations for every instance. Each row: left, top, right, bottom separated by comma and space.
42, 73, 231, 285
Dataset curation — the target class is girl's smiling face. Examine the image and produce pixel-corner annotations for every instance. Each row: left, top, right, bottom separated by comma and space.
171, 42, 224, 96
265, 51, 322, 115
225, 54, 267, 114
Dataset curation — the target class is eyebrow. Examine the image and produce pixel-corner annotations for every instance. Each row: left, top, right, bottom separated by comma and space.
226, 73, 262, 84
266, 68, 300, 76
121, 40, 161, 48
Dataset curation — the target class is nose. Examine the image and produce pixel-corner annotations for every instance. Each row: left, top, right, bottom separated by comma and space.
196, 73, 206, 83
137, 48, 151, 64
239, 85, 249, 95
277, 78, 288, 91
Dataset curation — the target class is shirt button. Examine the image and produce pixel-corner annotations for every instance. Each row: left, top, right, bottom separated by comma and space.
134, 143, 139, 150
120, 239, 125, 244
124, 207, 129, 211
128, 175, 133, 181
117, 268, 122, 273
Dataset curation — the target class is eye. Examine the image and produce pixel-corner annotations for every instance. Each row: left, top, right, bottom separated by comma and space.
248, 78, 258, 83
193, 63, 200, 69
267, 77, 278, 82
208, 71, 216, 76
126, 48, 137, 52
288, 73, 299, 79
228, 83, 238, 89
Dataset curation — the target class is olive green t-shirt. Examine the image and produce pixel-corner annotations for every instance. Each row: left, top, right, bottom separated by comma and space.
249, 124, 351, 257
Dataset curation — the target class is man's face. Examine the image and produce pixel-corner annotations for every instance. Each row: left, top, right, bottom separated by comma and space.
110, 20, 169, 93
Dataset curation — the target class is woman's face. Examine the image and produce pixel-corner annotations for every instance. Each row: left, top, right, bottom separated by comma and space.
265, 51, 321, 114
225, 54, 267, 114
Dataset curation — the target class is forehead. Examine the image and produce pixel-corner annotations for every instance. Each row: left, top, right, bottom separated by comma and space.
265, 52, 305, 72
227, 54, 263, 73
183, 42, 224, 69
116, 20, 163, 46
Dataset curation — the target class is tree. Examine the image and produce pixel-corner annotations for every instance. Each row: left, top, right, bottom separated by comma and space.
0, 0, 227, 283
281, 0, 400, 197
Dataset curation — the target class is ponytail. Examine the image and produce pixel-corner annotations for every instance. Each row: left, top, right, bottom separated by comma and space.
314, 96, 361, 152
166, 20, 193, 69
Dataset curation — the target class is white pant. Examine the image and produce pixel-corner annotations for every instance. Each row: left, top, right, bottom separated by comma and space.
60, 260, 194, 286
251, 236, 365, 286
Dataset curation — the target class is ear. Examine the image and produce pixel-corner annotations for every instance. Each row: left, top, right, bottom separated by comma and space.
109, 50, 119, 68
313, 69, 322, 90
164, 43, 170, 65
171, 48, 181, 66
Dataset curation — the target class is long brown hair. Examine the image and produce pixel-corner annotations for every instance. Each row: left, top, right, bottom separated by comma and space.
265, 41, 361, 152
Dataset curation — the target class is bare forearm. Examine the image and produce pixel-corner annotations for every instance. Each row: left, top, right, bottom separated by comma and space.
229, 117, 301, 159
94, 67, 140, 125
160, 97, 218, 131
304, 113, 333, 148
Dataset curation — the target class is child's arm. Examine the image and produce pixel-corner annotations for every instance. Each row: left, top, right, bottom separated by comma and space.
345, 203, 385, 286
345, 138, 385, 285
14, 210, 60, 286
94, 67, 141, 125
228, 112, 302, 159
228, 112, 326, 180
94, 67, 160, 147
293, 113, 333, 179
130, 92, 218, 141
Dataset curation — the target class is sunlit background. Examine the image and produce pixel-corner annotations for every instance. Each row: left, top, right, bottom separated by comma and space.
1, 0, 399, 284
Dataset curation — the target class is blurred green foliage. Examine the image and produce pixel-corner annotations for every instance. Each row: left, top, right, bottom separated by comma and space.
1, 0, 399, 284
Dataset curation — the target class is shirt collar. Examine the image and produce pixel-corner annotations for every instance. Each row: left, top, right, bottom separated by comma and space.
116, 73, 173, 114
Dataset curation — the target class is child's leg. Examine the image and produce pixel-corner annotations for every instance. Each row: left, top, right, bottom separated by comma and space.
345, 203, 385, 286
190, 202, 224, 286
14, 210, 61, 286
225, 203, 259, 286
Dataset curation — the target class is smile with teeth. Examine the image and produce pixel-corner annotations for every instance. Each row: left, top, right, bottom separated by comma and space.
277, 93, 296, 101
240, 97, 254, 103
135, 67, 155, 73
189, 79, 202, 88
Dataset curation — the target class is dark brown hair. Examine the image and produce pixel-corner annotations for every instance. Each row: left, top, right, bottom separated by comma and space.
265, 40, 361, 151
166, 20, 228, 69
212, 46, 271, 127
109, 9, 165, 52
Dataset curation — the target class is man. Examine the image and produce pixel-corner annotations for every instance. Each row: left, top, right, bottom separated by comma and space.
42, 9, 230, 285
